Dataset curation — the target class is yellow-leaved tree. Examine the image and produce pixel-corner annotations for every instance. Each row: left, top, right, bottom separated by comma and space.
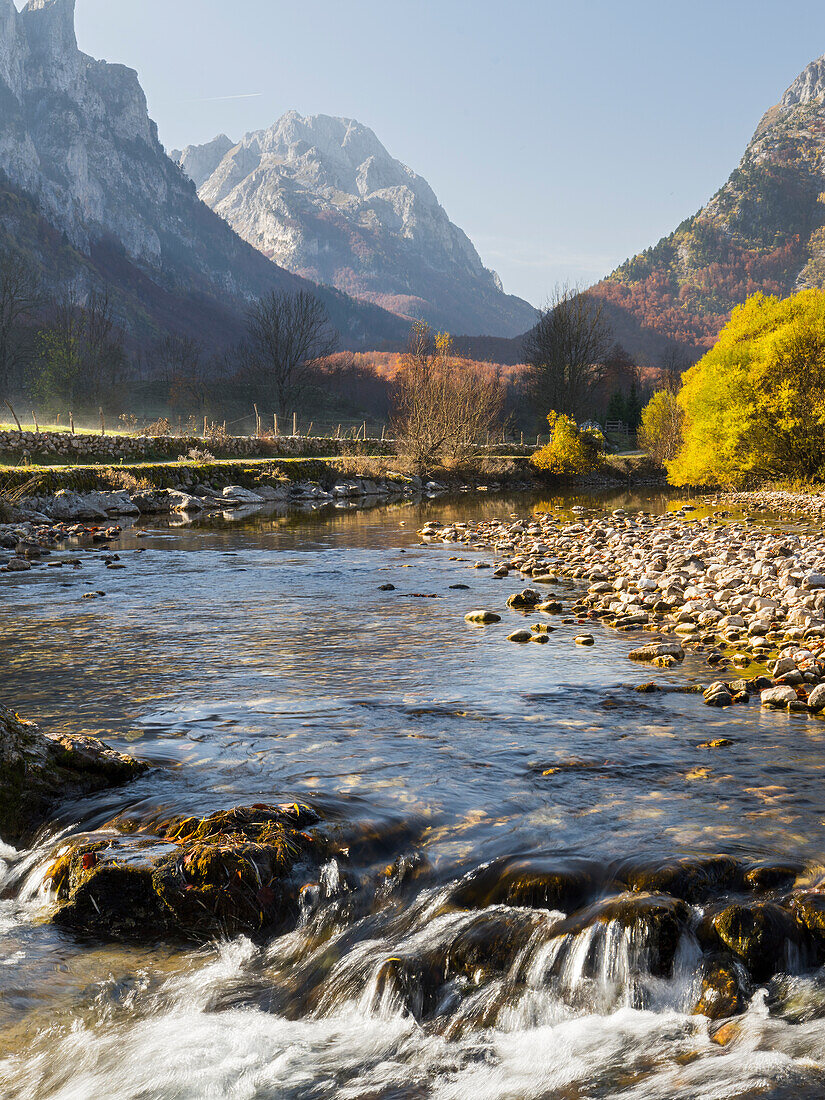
638, 390, 684, 467
669, 289, 825, 487
531, 413, 600, 476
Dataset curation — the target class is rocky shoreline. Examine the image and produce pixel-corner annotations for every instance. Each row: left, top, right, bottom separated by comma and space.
421, 497, 825, 713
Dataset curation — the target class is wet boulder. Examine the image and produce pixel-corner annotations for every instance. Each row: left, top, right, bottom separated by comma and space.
622, 855, 746, 904
710, 902, 802, 981
448, 854, 602, 914
47, 803, 329, 942
693, 955, 749, 1020
446, 907, 547, 981
370, 954, 444, 1020
744, 860, 805, 893
0, 703, 147, 846
506, 589, 542, 610
554, 893, 691, 978
790, 892, 825, 944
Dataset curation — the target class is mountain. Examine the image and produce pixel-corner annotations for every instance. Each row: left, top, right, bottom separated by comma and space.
593, 53, 825, 357
174, 112, 537, 338
0, 0, 408, 348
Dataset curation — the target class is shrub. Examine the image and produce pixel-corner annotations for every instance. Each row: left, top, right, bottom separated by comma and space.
531, 413, 601, 476
638, 390, 684, 467
670, 289, 825, 487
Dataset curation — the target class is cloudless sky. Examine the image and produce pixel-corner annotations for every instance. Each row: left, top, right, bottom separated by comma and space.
33, 0, 825, 306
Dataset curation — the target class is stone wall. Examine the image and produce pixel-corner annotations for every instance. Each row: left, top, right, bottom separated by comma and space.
0, 429, 397, 464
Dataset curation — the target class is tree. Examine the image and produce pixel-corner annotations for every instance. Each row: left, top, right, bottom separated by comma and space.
531, 412, 601, 476
392, 322, 504, 467
638, 390, 684, 467
522, 285, 612, 421
242, 290, 338, 416
0, 247, 42, 398
157, 335, 214, 414
30, 288, 128, 410
81, 289, 128, 405
670, 288, 825, 487
31, 290, 84, 408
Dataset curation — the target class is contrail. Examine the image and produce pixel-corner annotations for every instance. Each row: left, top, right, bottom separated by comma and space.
182, 92, 263, 104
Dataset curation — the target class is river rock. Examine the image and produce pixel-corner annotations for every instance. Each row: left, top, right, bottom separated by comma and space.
711, 902, 802, 981
49, 491, 109, 522
222, 485, 264, 505
507, 589, 542, 610
807, 683, 825, 711
761, 686, 799, 708
167, 490, 205, 513
693, 955, 748, 1020
465, 610, 501, 624
0, 702, 147, 846
629, 643, 685, 663
48, 803, 328, 942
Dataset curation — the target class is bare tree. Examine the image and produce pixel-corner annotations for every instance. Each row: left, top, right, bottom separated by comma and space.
32, 287, 127, 409
243, 290, 338, 416
523, 285, 612, 420
82, 289, 128, 404
0, 247, 42, 397
393, 322, 504, 467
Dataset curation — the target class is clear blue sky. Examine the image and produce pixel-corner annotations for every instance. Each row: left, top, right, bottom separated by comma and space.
41, 1, 825, 305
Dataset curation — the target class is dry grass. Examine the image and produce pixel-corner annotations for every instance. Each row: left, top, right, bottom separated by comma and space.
0, 469, 42, 520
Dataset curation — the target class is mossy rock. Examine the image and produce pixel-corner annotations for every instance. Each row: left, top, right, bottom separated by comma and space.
744, 860, 805, 893
0, 703, 147, 846
554, 893, 691, 978
46, 802, 328, 942
448, 854, 602, 914
446, 908, 547, 980
791, 892, 825, 942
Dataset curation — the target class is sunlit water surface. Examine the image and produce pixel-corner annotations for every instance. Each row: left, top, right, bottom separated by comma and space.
2, 489, 825, 1099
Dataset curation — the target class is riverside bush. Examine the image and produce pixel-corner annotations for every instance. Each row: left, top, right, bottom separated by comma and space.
531, 413, 600, 476
670, 289, 825, 487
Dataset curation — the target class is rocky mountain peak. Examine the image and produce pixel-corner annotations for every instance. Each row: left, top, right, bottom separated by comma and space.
781, 54, 825, 107
188, 110, 536, 336
21, 0, 77, 54
172, 133, 235, 189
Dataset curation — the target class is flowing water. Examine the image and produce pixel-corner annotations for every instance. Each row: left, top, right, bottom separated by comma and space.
2, 490, 825, 1098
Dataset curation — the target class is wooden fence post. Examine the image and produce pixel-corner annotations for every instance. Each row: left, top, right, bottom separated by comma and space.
4, 400, 22, 435
31, 410, 39, 433
99, 408, 105, 436
293, 412, 297, 437
273, 414, 278, 436
70, 411, 75, 435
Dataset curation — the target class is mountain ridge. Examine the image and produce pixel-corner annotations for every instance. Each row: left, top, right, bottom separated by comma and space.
177, 112, 537, 338
593, 52, 825, 355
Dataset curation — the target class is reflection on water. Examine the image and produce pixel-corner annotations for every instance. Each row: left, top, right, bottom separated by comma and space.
2, 488, 825, 1098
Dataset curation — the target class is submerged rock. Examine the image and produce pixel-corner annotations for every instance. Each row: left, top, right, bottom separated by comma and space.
0, 703, 147, 846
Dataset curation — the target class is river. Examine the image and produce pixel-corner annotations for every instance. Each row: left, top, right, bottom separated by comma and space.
2, 489, 825, 1099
